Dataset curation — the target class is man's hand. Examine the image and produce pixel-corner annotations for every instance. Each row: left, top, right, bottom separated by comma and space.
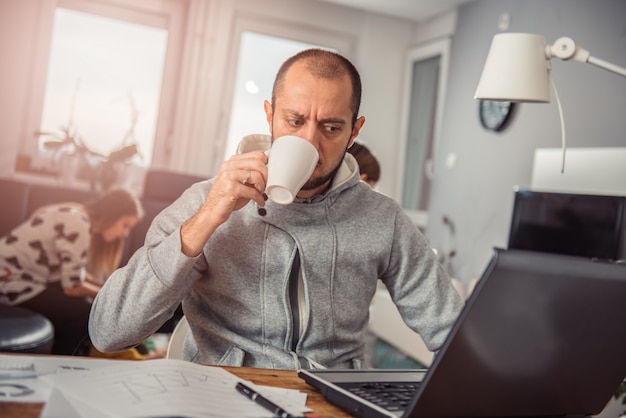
180, 150, 268, 257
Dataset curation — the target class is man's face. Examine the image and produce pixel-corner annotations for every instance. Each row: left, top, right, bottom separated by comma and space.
264, 61, 365, 199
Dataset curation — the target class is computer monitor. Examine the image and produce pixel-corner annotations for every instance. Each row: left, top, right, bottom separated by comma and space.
508, 189, 625, 260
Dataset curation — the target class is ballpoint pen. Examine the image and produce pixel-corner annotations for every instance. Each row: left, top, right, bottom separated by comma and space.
235, 381, 304, 418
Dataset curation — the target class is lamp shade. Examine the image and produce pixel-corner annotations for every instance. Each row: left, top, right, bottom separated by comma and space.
475, 33, 551, 103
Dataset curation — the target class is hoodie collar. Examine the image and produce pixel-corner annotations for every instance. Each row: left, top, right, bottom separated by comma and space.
293, 155, 359, 204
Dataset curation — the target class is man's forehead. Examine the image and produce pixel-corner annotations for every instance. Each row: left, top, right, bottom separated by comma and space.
283, 61, 351, 91
278, 78, 351, 98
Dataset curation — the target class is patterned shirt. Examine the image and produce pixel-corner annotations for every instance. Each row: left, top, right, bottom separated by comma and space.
0, 204, 91, 305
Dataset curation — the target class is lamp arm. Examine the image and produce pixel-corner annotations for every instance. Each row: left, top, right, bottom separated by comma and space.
548, 37, 626, 77
587, 56, 626, 77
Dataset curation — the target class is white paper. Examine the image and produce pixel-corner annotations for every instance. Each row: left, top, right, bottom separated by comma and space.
0, 354, 128, 403
39, 358, 309, 418
1, 355, 309, 417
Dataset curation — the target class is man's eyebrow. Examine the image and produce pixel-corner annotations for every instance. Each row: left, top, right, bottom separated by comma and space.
283, 109, 347, 125
284, 108, 304, 118
319, 117, 347, 125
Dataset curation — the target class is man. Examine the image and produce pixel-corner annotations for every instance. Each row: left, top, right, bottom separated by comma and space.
89, 49, 463, 369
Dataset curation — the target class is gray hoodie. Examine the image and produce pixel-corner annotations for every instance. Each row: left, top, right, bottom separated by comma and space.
89, 136, 463, 369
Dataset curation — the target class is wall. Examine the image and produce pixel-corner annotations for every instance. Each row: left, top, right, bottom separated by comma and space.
425, 0, 626, 283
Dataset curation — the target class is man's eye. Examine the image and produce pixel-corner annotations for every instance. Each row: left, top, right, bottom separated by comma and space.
325, 125, 340, 133
288, 119, 303, 127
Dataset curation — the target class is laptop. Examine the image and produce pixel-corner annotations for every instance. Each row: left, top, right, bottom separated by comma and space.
299, 248, 626, 417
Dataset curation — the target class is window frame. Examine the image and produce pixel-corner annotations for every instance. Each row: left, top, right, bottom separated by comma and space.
214, 12, 358, 159
397, 38, 451, 229
19, 0, 188, 170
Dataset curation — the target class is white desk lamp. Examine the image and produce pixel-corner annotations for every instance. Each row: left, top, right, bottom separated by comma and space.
474, 33, 626, 172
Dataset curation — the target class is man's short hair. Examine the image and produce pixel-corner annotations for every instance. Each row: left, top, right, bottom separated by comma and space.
272, 49, 362, 125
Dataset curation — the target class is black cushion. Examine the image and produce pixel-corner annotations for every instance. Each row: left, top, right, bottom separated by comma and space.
0, 304, 54, 353
143, 169, 204, 201
26, 184, 98, 218
0, 178, 30, 237
120, 198, 170, 266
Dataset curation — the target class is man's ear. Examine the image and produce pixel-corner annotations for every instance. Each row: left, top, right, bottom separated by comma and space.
349, 116, 366, 146
264, 100, 273, 133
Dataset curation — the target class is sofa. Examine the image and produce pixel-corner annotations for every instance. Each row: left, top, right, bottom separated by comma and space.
0, 170, 205, 266
0, 169, 205, 350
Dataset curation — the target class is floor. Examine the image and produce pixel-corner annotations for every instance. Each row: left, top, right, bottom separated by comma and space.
364, 331, 425, 369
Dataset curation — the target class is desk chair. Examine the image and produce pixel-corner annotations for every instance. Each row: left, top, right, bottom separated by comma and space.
166, 316, 189, 359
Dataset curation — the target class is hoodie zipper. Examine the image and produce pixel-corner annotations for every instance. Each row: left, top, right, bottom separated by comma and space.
288, 249, 301, 353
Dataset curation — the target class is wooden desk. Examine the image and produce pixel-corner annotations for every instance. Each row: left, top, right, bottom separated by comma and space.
0, 365, 353, 418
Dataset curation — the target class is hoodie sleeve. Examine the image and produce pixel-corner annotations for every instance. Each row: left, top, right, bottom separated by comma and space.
380, 207, 464, 352
89, 181, 210, 352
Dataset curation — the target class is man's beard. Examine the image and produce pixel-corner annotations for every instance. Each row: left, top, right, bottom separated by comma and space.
300, 158, 343, 191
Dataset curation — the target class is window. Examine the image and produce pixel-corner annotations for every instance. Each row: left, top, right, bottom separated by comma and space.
398, 39, 451, 228
221, 12, 355, 161
39, 7, 168, 167
224, 32, 329, 159
21, 0, 186, 177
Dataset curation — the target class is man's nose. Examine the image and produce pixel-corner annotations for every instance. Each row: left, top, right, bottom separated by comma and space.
300, 127, 322, 151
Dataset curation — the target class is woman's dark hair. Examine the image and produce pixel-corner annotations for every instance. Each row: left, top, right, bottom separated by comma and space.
84, 188, 143, 281
84, 188, 144, 232
348, 142, 381, 184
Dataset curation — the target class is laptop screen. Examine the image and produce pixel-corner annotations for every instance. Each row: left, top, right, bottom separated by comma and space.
507, 189, 625, 260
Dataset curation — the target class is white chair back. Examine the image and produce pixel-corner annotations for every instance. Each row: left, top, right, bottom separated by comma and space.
166, 316, 189, 359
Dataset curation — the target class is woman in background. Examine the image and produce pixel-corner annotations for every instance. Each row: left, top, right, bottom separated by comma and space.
0, 188, 143, 355
348, 141, 381, 188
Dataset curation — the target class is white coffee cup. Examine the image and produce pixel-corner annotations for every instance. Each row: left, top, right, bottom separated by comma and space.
265, 135, 319, 204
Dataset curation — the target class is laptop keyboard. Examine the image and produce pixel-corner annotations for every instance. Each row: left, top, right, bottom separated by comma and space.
340, 382, 420, 412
